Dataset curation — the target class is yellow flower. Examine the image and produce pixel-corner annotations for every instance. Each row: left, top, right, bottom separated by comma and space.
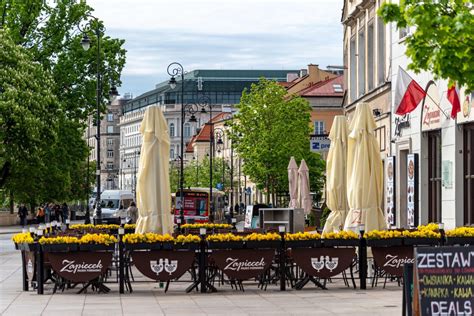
207, 233, 244, 242
181, 223, 232, 230
12, 232, 34, 244
285, 232, 321, 241
446, 227, 474, 237
322, 230, 359, 240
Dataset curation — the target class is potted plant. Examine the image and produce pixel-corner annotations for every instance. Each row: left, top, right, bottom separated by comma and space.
78, 233, 117, 251
244, 232, 281, 249
174, 234, 201, 250
445, 227, 474, 245
402, 225, 441, 246
364, 230, 404, 247
207, 233, 244, 249
285, 232, 322, 248
39, 236, 80, 252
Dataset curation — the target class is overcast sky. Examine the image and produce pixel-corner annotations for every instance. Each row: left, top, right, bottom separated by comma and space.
86, 0, 343, 97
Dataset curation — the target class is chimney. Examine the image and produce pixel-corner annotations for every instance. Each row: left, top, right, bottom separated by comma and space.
308, 64, 319, 76
286, 73, 299, 82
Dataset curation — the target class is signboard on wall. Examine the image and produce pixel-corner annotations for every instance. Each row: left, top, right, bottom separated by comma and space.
385, 156, 396, 227
456, 90, 474, 124
407, 154, 419, 227
310, 135, 330, 153
421, 81, 445, 132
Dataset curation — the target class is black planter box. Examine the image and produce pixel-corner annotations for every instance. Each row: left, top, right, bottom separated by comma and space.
445, 237, 474, 245
19, 243, 38, 252
125, 242, 161, 251
161, 242, 174, 250
286, 239, 322, 248
79, 243, 115, 251
42, 243, 79, 252
245, 240, 281, 249
367, 238, 403, 247
174, 243, 200, 250
403, 238, 440, 246
322, 239, 359, 247
207, 241, 244, 249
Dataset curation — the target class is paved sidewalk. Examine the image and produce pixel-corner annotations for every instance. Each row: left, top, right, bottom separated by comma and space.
0, 246, 403, 316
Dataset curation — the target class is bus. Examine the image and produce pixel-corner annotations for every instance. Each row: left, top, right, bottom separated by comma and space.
173, 187, 226, 223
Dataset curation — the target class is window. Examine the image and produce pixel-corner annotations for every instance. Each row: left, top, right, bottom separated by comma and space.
107, 113, 114, 122
170, 147, 175, 159
169, 123, 175, 137
377, 17, 386, 85
358, 27, 366, 97
314, 121, 325, 135
368, 23, 374, 91
184, 123, 191, 138
107, 150, 114, 158
333, 84, 343, 93
350, 37, 357, 102
107, 163, 114, 170
107, 139, 113, 146
107, 126, 114, 133
428, 130, 442, 223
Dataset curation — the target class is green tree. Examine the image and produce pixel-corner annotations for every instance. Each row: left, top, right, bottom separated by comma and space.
0, 1, 125, 207
228, 78, 325, 205
379, 0, 474, 91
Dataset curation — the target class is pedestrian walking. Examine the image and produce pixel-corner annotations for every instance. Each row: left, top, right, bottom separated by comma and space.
36, 206, 45, 224
127, 202, 138, 224
54, 204, 61, 222
44, 203, 51, 223
61, 203, 69, 222
18, 204, 28, 227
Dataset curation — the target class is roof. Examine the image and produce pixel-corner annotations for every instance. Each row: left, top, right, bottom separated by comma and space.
298, 76, 344, 97
185, 135, 197, 153
190, 112, 229, 145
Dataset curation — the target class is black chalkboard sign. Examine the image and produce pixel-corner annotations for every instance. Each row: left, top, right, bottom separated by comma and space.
403, 263, 414, 316
415, 246, 474, 316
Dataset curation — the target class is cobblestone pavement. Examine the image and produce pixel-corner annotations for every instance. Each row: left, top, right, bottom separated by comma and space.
0, 232, 403, 316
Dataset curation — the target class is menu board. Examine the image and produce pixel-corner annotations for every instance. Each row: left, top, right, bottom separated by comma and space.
385, 156, 396, 226
415, 246, 474, 316
176, 191, 208, 216
407, 154, 418, 227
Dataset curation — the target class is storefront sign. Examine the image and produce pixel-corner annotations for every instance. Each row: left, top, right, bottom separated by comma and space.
133, 251, 194, 281
407, 154, 419, 227
48, 252, 112, 283
457, 91, 474, 124
310, 135, 330, 153
291, 248, 356, 278
372, 246, 414, 277
415, 246, 474, 316
421, 82, 445, 132
385, 156, 396, 226
210, 249, 274, 280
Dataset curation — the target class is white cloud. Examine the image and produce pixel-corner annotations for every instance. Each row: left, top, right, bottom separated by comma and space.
85, 0, 343, 96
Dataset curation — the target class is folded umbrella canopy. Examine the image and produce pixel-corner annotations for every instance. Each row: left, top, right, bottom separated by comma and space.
298, 159, 312, 215
288, 157, 299, 208
323, 116, 349, 234
135, 106, 173, 234
344, 103, 386, 233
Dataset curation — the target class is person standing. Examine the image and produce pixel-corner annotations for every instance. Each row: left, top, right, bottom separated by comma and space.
44, 203, 51, 223
36, 206, 45, 224
61, 203, 69, 222
127, 202, 138, 224
18, 204, 28, 227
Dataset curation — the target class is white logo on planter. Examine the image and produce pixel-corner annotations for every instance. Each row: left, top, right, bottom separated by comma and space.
224, 257, 266, 271
60, 260, 102, 273
311, 256, 339, 272
27, 259, 33, 274
384, 255, 414, 268
151, 258, 177, 275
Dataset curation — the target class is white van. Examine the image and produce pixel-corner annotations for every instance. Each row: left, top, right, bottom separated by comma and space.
92, 190, 134, 224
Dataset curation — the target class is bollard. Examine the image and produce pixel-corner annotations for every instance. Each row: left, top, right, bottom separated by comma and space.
358, 225, 367, 290
279, 225, 286, 291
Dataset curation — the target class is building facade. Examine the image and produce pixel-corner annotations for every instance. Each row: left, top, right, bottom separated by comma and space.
388, 10, 474, 229
342, 0, 391, 158
119, 69, 297, 193
85, 96, 128, 192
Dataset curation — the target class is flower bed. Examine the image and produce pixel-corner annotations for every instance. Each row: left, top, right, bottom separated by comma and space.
38, 233, 117, 252
445, 227, 474, 245
122, 233, 201, 250
286, 232, 322, 248
322, 231, 359, 247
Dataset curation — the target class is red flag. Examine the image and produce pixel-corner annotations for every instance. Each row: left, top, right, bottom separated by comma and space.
394, 67, 426, 115
447, 84, 460, 119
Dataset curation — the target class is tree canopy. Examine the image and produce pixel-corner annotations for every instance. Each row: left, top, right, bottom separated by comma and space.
379, 0, 474, 91
228, 78, 325, 204
0, 0, 126, 207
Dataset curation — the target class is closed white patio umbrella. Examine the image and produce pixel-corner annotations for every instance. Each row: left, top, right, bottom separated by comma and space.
298, 159, 312, 215
288, 157, 299, 208
323, 115, 349, 234
135, 106, 173, 234
344, 103, 386, 233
